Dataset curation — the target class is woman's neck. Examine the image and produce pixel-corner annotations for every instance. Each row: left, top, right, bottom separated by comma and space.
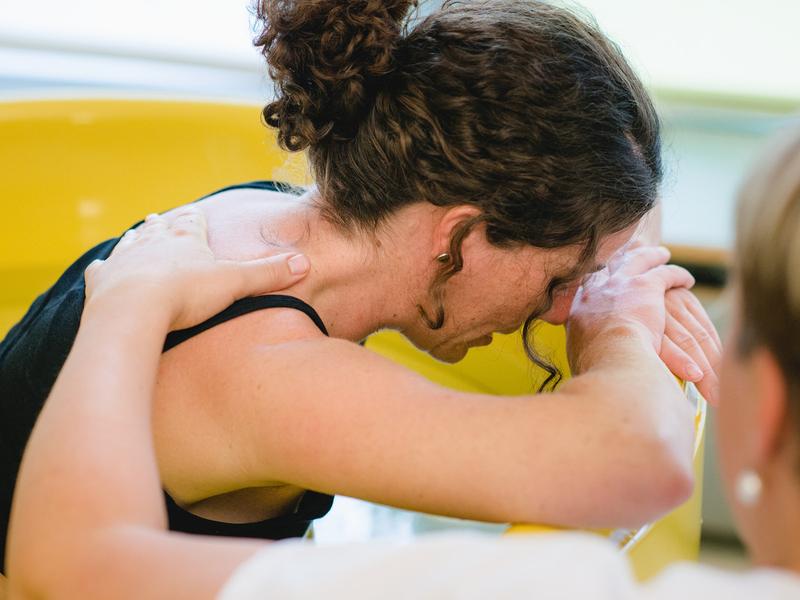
265, 195, 435, 342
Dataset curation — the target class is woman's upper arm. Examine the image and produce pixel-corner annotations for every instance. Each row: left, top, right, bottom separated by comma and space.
230, 335, 547, 521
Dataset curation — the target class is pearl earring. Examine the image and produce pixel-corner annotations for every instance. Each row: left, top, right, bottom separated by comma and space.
436, 253, 450, 263
735, 469, 763, 506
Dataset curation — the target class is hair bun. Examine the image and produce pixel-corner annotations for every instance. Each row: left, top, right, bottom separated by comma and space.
255, 0, 416, 151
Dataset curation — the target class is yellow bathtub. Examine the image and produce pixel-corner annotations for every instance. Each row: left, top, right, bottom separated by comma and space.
0, 98, 705, 581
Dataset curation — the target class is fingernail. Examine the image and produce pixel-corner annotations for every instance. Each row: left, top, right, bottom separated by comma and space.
288, 254, 310, 275
686, 363, 703, 381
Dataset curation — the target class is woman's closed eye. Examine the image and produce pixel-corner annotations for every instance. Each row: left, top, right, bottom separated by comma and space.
553, 264, 606, 296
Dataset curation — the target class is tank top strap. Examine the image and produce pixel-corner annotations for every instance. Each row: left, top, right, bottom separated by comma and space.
164, 294, 328, 352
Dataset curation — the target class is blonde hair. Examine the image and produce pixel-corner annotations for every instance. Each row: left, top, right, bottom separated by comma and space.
735, 126, 800, 408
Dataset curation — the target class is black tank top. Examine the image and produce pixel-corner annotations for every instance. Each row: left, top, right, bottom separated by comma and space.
0, 181, 334, 571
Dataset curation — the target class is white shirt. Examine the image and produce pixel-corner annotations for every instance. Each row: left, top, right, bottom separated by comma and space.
218, 532, 800, 599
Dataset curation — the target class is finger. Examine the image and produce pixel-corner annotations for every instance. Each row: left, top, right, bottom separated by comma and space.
83, 259, 104, 291
665, 313, 713, 378
113, 229, 138, 252
680, 291, 723, 352
643, 264, 695, 292
615, 246, 671, 276
670, 302, 722, 378
692, 365, 720, 407
84, 258, 104, 278
221, 253, 311, 298
662, 334, 720, 407
665, 313, 720, 405
170, 208, 208, 238
141, 213, 167, 233
659, 336, 704, 382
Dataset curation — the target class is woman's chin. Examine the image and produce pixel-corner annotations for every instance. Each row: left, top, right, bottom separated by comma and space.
430, 335, 492, 364
429, 343, 470, 364
472, 334, 494, 347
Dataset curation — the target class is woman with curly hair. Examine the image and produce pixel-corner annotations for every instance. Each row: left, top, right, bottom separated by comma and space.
1, 0, 718, 583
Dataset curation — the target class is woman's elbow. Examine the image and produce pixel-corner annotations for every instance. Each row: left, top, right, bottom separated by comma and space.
623, 436, 695, 528
634, 397, 696, 519
651, 449, 695, 514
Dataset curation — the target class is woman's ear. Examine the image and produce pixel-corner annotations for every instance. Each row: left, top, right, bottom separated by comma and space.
431, 205, 484, 260
751, 347, 790, 467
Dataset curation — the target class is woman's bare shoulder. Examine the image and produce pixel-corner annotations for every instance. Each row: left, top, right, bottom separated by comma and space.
173, 183, 302, 210
158, 185, 306, 262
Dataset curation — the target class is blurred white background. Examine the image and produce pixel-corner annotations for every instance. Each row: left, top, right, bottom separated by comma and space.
2, 0, 799, 551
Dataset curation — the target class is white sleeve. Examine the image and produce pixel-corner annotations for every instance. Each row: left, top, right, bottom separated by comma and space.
217, 531, 639, 600
641, 562, 800, 600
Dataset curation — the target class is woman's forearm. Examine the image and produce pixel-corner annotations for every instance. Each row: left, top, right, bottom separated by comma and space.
7, 298, 169, 591
7, 297, 260, 598
556, 324, 695, 526
22, 297, 171, 519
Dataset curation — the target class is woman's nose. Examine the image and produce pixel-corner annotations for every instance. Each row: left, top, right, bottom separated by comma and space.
541, 288, 578, 325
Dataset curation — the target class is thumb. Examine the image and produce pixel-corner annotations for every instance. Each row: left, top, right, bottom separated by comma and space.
645, 264, 695, 292
221, 253, 311, 298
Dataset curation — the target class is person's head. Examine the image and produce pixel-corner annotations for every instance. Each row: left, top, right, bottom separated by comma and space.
254, 0, 661, 377
719, 127, 800, 569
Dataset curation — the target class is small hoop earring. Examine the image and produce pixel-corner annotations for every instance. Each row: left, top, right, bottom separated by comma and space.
436, 253, 450, 264
736, 469, 763, 506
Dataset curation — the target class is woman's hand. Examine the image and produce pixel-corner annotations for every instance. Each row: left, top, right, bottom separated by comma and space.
83, 208, 310, 331
567, 245, 694, 373
660, 287, 721, 405
569, 242, 721, 405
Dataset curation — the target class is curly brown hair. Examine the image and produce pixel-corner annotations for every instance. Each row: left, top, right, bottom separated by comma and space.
254, 0, 662, 390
